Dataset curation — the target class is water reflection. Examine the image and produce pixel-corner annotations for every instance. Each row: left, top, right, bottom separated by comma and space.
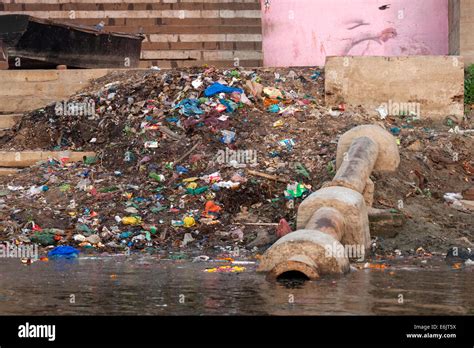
0, 257, 472, 315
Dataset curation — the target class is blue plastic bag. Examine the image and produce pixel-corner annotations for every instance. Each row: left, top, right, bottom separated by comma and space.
204, 83, 243, 97
175, 99, 204, 117
219, 99, 238, 113
176, 165, 189, 174
48, 246, 80, 259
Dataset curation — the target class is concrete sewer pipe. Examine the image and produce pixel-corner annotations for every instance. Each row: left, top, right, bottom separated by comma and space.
257, 125, 400, 281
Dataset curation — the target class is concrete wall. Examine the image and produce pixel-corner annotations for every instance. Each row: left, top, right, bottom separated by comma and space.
0, 0, 263, 68
325, 56, 465, 121
449, 0, 461, 55
261, 0, 449, 67
0, 69, 111, 113
459, 0, 474, 66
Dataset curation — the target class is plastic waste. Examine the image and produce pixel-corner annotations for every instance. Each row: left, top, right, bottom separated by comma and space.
204, 82, 243, 97
48, 246, 80, 259
220, 130, 236, 144
278, 138, 296, 151
183, 216, 196, 227
175, 98, 204, 116
268, 104, 280, 113
263, 87, 283, 99
182, 233, 194, 246
122, 216, 142, 225
284, 182, 308, 199
149, 172, 165, 182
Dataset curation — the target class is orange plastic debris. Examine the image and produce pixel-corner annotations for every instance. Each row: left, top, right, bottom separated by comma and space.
204, 201, 222, 214
365, 263, 389, 270
217, 257, 234, 262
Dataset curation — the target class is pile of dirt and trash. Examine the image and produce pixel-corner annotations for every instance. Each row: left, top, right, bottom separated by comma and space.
0, 67, 473, 260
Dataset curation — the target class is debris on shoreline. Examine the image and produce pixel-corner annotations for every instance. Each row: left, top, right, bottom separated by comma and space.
0, 67, 472, 258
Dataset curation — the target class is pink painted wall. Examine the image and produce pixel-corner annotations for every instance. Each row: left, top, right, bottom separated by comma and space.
261, 0, 449, 67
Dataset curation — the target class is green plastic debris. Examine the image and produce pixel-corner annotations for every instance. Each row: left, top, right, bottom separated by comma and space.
149, 172, 165, 182
77, 224, 93, 236
284, 183, 308, 199
186, 186, 209, 195
30, 230, 56, 246
98, 186, 119, 193
84, 156, 98, 165
230, 70, 241, 78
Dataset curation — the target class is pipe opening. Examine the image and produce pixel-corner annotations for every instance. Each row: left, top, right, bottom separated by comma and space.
276, 270, 310, 281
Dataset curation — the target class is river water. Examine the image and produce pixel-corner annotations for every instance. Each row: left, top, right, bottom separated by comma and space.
0, 255, 472, 315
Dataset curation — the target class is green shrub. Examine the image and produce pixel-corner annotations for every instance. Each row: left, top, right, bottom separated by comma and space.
466, 65, 474, 105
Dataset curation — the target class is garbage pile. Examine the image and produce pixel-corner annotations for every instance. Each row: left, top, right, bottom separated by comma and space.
0, 67, 332, 255
0, 66, 473, 257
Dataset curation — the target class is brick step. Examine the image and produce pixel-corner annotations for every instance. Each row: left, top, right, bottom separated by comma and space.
0, 151, 96, 168
1, 9, 261, 19
141, 49, 262, 60
1, 2, 261, 11
145, 33, 262, 43
142, 42, 262, 51
1, 0, 260, 3
107, 25, 262, 35
138, 59, 262, 69
61, 17, 262, 26
0, 114, 22, 130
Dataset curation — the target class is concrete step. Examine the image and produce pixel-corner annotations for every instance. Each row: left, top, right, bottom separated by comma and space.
0, 69, 111, 113
0, 114, 23, 130
0, 151, 96, 168
138, 58, 263, 69
0, 168, 22, 176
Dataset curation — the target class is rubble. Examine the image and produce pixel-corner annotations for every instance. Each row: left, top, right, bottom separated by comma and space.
0, 67, 472, 259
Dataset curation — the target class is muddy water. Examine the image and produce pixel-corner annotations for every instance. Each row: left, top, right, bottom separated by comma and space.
0, 256, 472, 315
